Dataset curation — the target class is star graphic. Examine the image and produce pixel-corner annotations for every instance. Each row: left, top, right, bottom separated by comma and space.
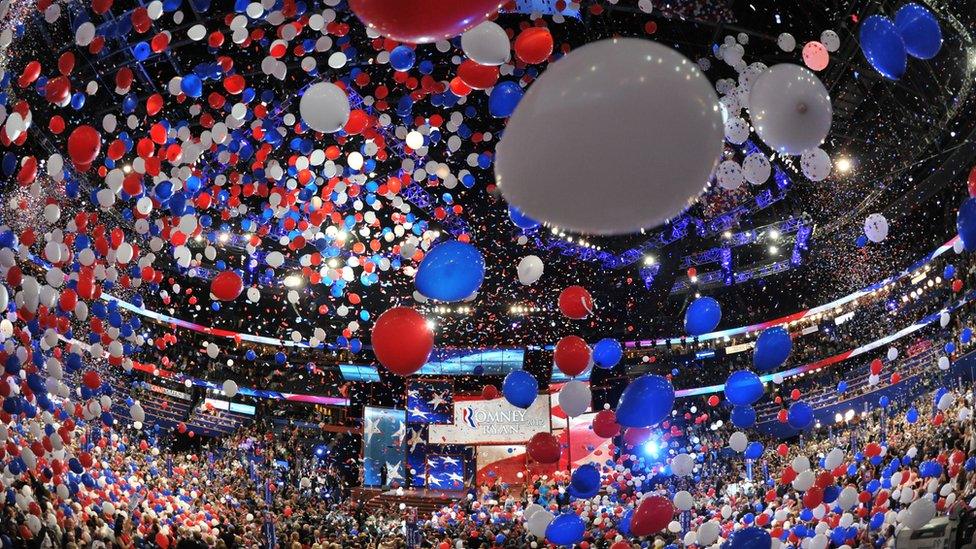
429, 392, 448, 409
407, 428, 424, 453
363, 417, 381, 443
409, 407, 430, 420
441, 455, 459, 466
428, 474, 443, 486
392, 421, 406, 445
446, 472, 464, 484
385, 461, 403, 482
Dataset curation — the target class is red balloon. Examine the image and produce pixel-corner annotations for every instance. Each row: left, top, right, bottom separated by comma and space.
82, 371, 101, 390
558, 285, 593, 319
631, 495, 674, 536
347, 0, 505, 44
803, 486, 824, 509
371, 307, 433, 376
622, 426, 651, 447
968, 165, 976, 197
864, 442, 882, 457
457, 59, 499, 90
870, 358, 882, 375
526, 432, 560, 464
514, 27, 554, 64
707, 395, 720, 406
210, 271, 243, 301
592, 409, 619, 438
481, 384, 499, 400
67, 125, 102, 166
554, 335, 591, 377
952, 279, 963, 292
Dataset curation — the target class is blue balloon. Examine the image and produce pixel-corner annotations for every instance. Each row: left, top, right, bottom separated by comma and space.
894, 3, 942, 60
180, 74, 204, 98
965, 457, 976, 471
879, 395, 890, 408
754, 327, 792, 372
414, 241, 485, 302
546, 512, 585, 546
859, 15, 907, 80
569, 464, 600, 498
906, 407, 919, 424
919, 460, 943, 478
731, 405, 757, 428
870, 512, 886, 530
744, 441, 764, 460
944, 264, 955, 279
502, 370, 538, 409
685, 296, 722, 336
724, 370, 764, 406
787, 401, 814, 430
855, 234, 868, 247
837, 380, 848, 393
616, 374, 674, 427
488, 81, 524, 118
962, 328, 973, 344
508, 205, 540, 230
725, 526, 771, 549
945, 342, 956, 354
593, 338, 623, 369
389, 45, 416, 71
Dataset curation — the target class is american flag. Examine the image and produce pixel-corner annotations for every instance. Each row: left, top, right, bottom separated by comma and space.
406, 380, 454, 424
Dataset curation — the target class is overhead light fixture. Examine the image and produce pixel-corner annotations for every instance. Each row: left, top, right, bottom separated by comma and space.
769, 229, 780, 240
769, 245, 779, 254
836, 157, 852, 173
644, 255, 656, 266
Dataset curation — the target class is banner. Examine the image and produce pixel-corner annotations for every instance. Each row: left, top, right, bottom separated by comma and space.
429, 397, 550, 445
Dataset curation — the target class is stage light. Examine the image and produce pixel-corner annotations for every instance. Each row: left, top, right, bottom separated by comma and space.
643, 440, 661, 458
644, 255, 656, 266
723, 231, 732, 239
836, 157, 852, 173
426, 320, 437, 330
769, 245, 779, 254
283, 274, 304, 288
218, 232, 229, 243
769, 229, 780, 240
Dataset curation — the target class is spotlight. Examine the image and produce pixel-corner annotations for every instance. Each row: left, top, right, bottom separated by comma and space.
769, 229, 780, 240
218, 232, 229, 243
283, 274, 304, 288
769, 245, 779, 254
722, 231, 732, 239
642, 440, 661, 459
836, 157, 852, 173
644, 255, 656, 266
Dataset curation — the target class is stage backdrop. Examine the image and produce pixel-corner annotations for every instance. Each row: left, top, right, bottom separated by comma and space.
362, 407, 406, 487
428, 396, 550, 445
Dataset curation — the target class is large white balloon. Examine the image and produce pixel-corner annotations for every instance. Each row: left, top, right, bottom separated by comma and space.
777, 33, 797, 52
517, 255, 544, 285
496, 38, 723, 235
673, 490, 694, 511
716, 160, 745, 190
903, 497, 936, 530
223, 379, 239, 398
697, 521, 721, 546
557, 380, 591, 418
671, 453, 694, 476
729, 431, 748, 452
864, 213, 889, 243
749, 64, 832, 155
526, 509, 555, 538
299, 82, 350, 133
461, 21, 510, 66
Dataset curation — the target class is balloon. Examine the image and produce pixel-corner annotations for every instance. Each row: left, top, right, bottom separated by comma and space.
671, 453, 695, 476
527, 509, 555, 538
558, 286, 593, 319
864, 213, 889, 243
557, 380, 591, 417
698, 521, 721, 545
514, 27, 553, 64
371, 307, 434, 376
508, 205, 540, 230
742, 152, 771, 185
730, 405, 757, 428
569, 463, 600, 498
415, 241, 485, 302
592, 409, 620, 438
727, 526, 771, 549
593, 338, 623, 369
496, 38, 723, 235
685, 296, 722, 336
788, 401, 814, 430
545, 512, 585, 546
716, 160, 744, 190
729, 431, 748, 452
674, 491, 694, 511
616, 374, 674, 427
821, 30, 841, 52
488, 81, 523, 118
631, 495, 674, 536
348, 0, 505, 44
800, 148, 832, 181
503, 370, 538, 409
299, 82, 350, 133
724, 370, 764, 406
461, 21, 510, 66
754, 327, 792, 371
859, 16, 907, 80
957, 200, 976, 251
554, 336, 591, 378
777, 33, 796, 52
517, 255, 544, 285
744, 441, 764, 460
526, 432, 560, 464
67, 125, 102, 166
389, 45, 416, 71
222, 380, 238, 398
802, 41, 829, 71
210, 271, 243, 301
749, 64, 832, 155
894, 3, 942, 60
903, 497, 936, 530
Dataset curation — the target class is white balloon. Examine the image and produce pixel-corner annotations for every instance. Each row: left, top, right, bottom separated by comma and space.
742, 152, 771, 185
673, 490, 694, 511
729, 431, 748, 452
792, 469, 815, 492
887, 347, 898, 361
777, 33, 797, 52
557, 380, 591, 418
716, 160, 745, 190
820, 30, 841, 52
223, 379, 239, 398
129, 402, 145, 423
299, 82, 350, 133
903, 497, 936, 530
724, 117, 750, 144
526, 509, 554, 538
671, 453, 694, 476
792, 455, 811, 472
496, 38, 723, 235
825, 448, 845, 470
524, 503, 544, 521
749, 64, 832, 155
837, 487, 858, 510
461, 21, 510, 66
517, 255, 544, 285
864, 213, 889, 243
940, 312, 951, 328
698, 521, 721, 545
800, 148, 832, 181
